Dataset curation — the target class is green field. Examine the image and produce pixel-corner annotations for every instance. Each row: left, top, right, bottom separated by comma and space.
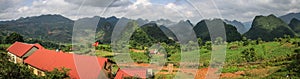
94, 37, 300, 78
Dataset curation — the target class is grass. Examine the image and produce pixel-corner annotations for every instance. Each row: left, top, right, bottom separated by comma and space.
95, 50, 114, 57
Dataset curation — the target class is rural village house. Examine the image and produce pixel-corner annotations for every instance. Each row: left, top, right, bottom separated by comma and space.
6, 41, 113, 79
6, 42, 44, 64
114, 68, 154, 79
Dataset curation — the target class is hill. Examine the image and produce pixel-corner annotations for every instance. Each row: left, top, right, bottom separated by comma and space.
289, 18, 300, 35
279, 12, 300, 24
193, 19, 242, 42
0, 14, 74, 43
224, 19, 248, 34
244, 14, 296, 41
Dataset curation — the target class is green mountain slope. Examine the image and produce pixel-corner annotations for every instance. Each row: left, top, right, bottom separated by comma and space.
244, 14, 296, 41
0, 14, 74, 43
289, 18, 300, 35
193, 19, 242, 42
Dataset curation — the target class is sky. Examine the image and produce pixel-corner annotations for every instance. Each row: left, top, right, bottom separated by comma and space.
0, 0, 299, 23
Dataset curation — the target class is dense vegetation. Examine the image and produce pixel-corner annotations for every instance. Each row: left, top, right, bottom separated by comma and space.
289, 18, 300, 34
0, 14, 73, 43
244, 14, 296, 41
193, 19, 242, 42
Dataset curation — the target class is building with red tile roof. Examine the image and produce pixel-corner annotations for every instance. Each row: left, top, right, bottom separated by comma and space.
24, 49, 113, 79
6, 42, 113, 79
114, 68, 153, 79
6, 41, 44, 63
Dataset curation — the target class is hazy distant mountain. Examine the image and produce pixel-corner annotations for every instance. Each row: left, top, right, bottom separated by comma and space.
244, 14, 296, 41
289, 18, 300, 35
193, 19, 242, 42
243, 21, 252, 30
280, 12, 300, 24
224, 19, 248, 34
156, 19, 175, 26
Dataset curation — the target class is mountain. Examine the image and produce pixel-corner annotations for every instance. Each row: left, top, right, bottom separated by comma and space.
159, 25, 177, 41
95, 16, 120, 43
243, 21, 252, 31
0, 14, 74, 43
280, 12, 300, 24
289, 18, 300, 34
193, 19, 242, 42
139, 23, 175, 44
244, 14, 296, 41
224, 19, 249, 34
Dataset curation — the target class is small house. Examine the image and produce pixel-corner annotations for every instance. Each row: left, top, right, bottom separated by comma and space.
114, 68, 154, 79
6, 42, 44, 64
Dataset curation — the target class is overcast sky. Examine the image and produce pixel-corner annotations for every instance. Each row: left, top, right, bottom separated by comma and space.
0, 0, 299, 23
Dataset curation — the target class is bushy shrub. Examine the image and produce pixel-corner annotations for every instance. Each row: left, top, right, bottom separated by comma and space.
241, 48, 257, 62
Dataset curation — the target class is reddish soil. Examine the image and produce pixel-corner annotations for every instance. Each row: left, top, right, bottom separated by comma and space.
118, 63, 250, 79
195, 68, 245, 79
220, 71, 244, 78
195, 68, 222, 79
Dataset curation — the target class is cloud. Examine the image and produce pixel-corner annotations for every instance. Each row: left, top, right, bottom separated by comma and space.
0, 0, 23, 13
210, 0, 300, 22
0, 0, 300, 23
65, 0, 132, 7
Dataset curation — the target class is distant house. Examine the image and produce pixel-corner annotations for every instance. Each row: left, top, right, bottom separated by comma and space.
24, 49, 113, 78
149, 49, 159, 54
6, 42, 44, 64
114, 68, 153, 79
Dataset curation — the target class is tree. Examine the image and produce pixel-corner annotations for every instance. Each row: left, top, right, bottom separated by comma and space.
242, 37, 251, 46
197, 38, 203, 46
214, 37, 224, 45
0, 52, 38, 79
241, 48, 257, 62
203, 41, 212, 50
0, 36, 3, 44
286, 48, 300, 77
5, 32, 24, 44
257, 37, 263, 44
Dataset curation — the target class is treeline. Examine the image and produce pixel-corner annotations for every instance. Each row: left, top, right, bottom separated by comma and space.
0, 32, 71, 52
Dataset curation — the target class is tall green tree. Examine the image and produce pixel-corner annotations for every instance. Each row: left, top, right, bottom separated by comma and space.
5, 32, 24, 44
0, 52, 38, 79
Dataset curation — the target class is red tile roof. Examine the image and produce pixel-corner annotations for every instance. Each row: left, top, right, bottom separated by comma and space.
114, 68, 147, 79
24, 49, 108, 79
7, 42, 43, 57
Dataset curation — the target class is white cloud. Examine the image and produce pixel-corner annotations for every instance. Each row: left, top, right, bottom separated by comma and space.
0, 0, 300, 23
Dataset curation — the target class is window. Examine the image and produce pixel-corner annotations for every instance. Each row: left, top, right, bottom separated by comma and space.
37, 71, 42, 76
8, 53, 16, 63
